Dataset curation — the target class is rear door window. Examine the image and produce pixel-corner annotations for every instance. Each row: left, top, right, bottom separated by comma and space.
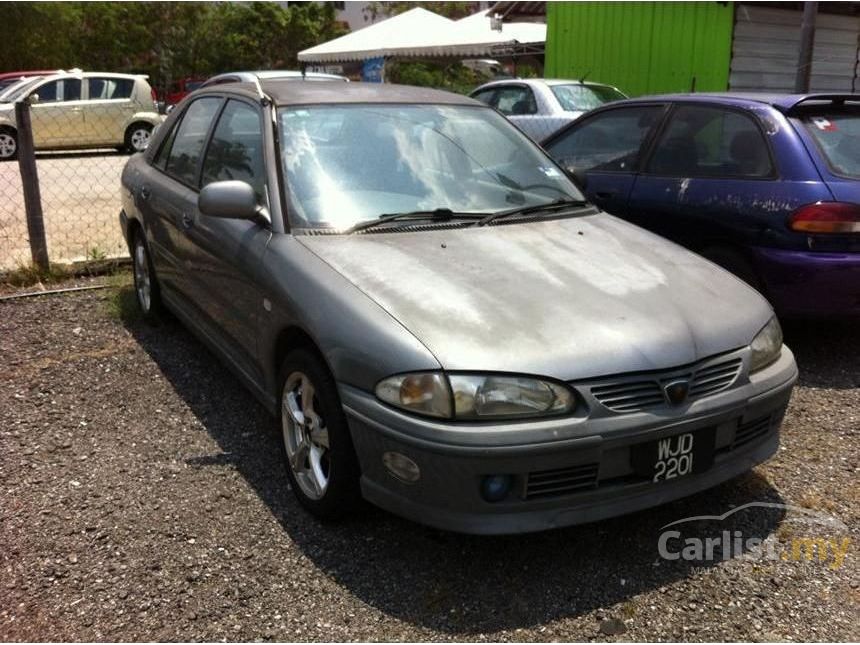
164, 97, 222, 186
493, 86, 538, 116
800, 109, 860, 178
646, 105, 774, 178
546, 105, 664, 173
88, 77, 134, 100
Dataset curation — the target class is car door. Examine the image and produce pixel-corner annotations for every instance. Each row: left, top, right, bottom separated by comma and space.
141, 96, 223, 298
28, 77, 85, 147
182, 97, 272, 384
83, 76, 136, 145
626, 103, 828, 251
543, 104, 667, 216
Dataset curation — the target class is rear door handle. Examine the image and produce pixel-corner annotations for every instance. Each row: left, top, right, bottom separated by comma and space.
595, 191, 616, 200
139, 185, 151, 201
181, 213, 194, 229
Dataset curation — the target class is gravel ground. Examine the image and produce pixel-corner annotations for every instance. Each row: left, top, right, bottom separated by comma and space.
1, 277, 857, 641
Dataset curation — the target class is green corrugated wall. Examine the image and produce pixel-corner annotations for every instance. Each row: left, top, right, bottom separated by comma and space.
545, 2, 735, 97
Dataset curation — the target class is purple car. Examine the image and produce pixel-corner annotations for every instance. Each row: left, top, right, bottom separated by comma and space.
543, 93, 860, 319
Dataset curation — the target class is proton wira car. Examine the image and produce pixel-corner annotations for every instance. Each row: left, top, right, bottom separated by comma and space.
119, 81, 797, 534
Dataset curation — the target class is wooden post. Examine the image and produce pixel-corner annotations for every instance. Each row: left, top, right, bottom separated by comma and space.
794, 1, 818, 93
15, 99, 49, 271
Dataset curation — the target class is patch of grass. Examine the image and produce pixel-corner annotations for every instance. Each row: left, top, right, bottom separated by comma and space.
0, 262, 70, 288
106, 283, 142, 324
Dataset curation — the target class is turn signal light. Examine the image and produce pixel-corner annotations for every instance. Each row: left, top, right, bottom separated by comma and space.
789, 202, 860, 234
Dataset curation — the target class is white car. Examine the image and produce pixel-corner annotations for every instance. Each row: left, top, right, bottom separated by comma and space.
470, 78, 627, 141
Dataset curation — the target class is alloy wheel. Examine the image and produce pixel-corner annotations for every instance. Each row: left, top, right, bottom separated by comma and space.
130, 128, 151, 152
0, 133, 16, 158
133, 237, 151, 313
282, 371, 331, 500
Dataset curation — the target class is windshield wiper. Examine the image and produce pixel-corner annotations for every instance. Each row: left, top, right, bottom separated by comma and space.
478, 198, 591, 227
344, 208, 486, 234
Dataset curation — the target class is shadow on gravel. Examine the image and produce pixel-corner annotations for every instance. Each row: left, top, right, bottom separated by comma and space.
121, 292, 791, 634
781, 319, 859, 390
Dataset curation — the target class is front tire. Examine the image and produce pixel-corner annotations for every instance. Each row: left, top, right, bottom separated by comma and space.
131, 229, 163, 322
125, 123, 153, 154
0, 128, 18, 161
279, 349, 361, 520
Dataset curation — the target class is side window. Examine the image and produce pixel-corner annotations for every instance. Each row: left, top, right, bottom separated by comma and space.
88, 77, 134, 100
33, 78, 81, 103
471, 88, 496, 107
546, 106, 663, 173
165, 97, 222, 186
153, 118, 180, 169
494, 86, 538, 116
647, 105, 774, 178
201, 100, 267, 203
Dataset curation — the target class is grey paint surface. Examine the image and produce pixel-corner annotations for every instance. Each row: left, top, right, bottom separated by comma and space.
121, 80, 798, 534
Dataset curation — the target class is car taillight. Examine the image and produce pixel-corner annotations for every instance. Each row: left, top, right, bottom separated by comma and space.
789, 202, 860, 234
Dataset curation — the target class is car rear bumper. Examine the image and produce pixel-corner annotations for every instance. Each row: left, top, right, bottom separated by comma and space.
752, 246, 860, 318
340, 349, 797, 535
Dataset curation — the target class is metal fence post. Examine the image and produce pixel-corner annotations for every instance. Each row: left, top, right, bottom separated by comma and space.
15, 99, 49, 271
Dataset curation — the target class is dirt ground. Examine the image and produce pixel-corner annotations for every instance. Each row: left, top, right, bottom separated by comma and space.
0, 277, 857, 641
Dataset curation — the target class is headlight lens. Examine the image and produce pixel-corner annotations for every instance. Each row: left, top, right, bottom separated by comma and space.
375, 373, 576, 420
749, 317, 783, 372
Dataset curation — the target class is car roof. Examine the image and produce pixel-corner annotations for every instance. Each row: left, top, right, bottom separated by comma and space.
474, 78, 619, 90
209, 70, 347, 82
614, 92, 860, 114
221, 80, 481, 107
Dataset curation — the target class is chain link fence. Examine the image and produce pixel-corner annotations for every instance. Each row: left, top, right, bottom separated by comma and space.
1, 90, 160, 274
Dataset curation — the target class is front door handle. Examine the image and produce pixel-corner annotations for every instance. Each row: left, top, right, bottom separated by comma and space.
139, 185, 151, 201
595, 191, 616, 200
181, 213, 194, 229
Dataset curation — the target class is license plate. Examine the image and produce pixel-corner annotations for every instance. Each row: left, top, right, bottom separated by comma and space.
630, 427, 716, 483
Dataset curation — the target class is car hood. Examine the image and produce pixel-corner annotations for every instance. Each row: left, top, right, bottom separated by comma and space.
297, 214, 773, 381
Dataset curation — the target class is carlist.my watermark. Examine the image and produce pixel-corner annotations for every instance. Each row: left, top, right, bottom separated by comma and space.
657, 501, 851, 570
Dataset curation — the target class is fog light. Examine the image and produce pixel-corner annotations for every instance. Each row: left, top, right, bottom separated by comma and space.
382, 451, 420, 483
481, 474, 513, 502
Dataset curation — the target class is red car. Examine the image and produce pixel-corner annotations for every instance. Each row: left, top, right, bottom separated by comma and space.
0, 70, 60, 93
162, 77, 206, 106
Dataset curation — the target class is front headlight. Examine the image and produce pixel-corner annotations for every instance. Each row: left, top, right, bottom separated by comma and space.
749, 317, 783, 372
375, 372, 576, 420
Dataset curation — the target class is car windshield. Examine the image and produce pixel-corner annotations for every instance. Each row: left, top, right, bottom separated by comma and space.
0, 77, 42, 103
800, 109, 860, 178
551, 84, 627, 112
278, 104, 583, 230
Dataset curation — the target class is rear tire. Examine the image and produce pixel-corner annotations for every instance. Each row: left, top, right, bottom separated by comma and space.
0, 128, 17, 161
279, 348, 362, 520
131, 228, 164, 322
125, 123, 153, 154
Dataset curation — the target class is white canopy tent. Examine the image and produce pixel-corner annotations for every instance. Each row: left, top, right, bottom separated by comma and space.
297, 7, 546, 64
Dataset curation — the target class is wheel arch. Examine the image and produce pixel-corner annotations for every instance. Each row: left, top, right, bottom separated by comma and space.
272, 325, 334, 398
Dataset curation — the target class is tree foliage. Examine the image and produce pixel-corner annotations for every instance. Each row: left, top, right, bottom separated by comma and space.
2, 2, 347, 93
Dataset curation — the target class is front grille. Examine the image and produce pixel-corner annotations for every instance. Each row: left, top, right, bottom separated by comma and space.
524, 463, 599, 499
733, 414, 772, 449
590, 355, 744, 413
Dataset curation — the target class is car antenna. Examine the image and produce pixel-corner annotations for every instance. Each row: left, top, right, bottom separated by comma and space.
580, 70, 591, 83
249, 72, 272, 108
301, 63, 307, 80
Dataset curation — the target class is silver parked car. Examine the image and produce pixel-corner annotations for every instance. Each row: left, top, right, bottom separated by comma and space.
120, 81, 797, 534
200, 70, 349, 89
0, 71, 162, 160
470, 78, 627, 141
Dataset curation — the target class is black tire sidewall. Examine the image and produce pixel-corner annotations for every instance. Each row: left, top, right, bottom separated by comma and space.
278, 348, 361, 520
0, 129, 17, 161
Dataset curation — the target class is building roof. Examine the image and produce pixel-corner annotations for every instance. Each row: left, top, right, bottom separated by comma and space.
298, 7, 546, 63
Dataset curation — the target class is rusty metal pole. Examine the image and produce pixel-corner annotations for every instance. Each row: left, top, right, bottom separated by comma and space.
14, 99, 49, 272
794, 1, 818, 93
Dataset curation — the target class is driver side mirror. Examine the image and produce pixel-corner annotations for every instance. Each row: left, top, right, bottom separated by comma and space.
29, 93, 40, 105
198, 180, 262, 221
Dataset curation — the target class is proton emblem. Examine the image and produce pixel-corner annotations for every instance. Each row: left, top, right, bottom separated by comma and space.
663, 379, 690, 405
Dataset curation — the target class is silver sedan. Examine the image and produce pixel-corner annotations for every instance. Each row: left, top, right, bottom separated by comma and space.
470, 78, 627, 141
120, 80, 796, 535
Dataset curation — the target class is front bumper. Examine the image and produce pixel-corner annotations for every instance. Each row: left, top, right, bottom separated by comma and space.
752, 246, 860, 318
340, 348, 797, 535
